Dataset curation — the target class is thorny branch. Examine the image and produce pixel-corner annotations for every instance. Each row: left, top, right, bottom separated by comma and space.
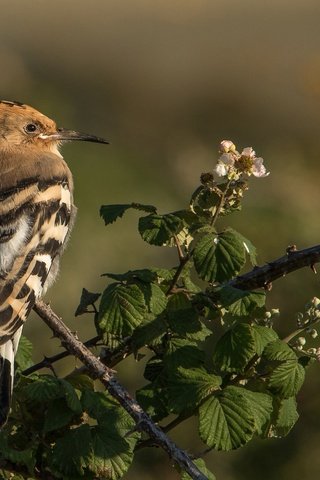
27, 243, 320, 478
229, 243, 320, 291
33, 300, 208, 480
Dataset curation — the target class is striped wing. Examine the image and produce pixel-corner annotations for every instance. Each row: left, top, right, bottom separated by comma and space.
0, 179, 73, 342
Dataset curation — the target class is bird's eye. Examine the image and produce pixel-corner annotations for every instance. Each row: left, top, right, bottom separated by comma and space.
24, 123, 38, 134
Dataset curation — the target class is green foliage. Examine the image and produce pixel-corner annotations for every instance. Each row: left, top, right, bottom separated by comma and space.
4, 146, 318, 480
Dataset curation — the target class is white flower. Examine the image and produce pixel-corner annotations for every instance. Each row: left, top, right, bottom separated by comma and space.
214, 152, 236, 177
241, 147, 256, 158
252, 157, 269, 177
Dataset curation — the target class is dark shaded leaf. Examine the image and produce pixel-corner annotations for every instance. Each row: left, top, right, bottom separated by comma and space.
75, 288, 101, 316
100, 203, 156, 226
138, 213, 183, 246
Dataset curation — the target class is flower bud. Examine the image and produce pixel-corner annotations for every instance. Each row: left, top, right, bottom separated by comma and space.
219, 140, 236, 153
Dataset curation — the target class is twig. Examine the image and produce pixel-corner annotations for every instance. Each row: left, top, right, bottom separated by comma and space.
22, 335, 101, 375
33, 300, 208, 480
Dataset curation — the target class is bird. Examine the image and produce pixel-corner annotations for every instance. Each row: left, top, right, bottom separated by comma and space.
0, 100, 108, 426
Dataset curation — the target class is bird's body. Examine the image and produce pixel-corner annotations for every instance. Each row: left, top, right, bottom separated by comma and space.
0, 100, 108, 425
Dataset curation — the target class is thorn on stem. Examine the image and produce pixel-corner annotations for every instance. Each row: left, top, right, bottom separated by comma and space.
286, 244, 297, 255
311, 264, 317, 274
264, 281, 273, 291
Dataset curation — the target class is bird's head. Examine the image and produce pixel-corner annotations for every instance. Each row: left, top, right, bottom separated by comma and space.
0, 100, 109, 154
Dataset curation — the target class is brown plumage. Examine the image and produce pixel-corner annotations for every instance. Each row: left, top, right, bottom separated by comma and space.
0, 100, 108, 426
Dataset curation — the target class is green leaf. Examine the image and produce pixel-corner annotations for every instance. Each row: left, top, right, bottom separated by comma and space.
270, 397, 299, 437
212, 323, 257, 373
15, 336, 33, 370
262, 340, 305, 398
81, 390, 135, 433
268, 359, 305, 398
98, 283, 146, 336
75, 288, 101, 316
100, 203, 156, 225
136, 383, 169, 421
51, 424, 91, 476
194, 228, 246, 283
43, 399, 76, 433
239, 389, 273, 435
89, 425, 136, 480
235, 232, 257, 265
263, 340, 297, 362
24, 375, 63, 403
0, 432, 36, 472
144, 356, 164, 382
103, 269, 158, 283
219, 286, 266, 317
60, 379, 82, 413
138, 213, 183, 246
137, 282, 168, 315
199, 386, 256, 450
251, 325, 279, 355
167, 367, 221, 414
180, 458, 216, 480
164, 338, 205, 370
131, 314, 167, 350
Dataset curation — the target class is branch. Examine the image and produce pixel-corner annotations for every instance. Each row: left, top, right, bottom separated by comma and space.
33, 300, 208, 480
229, 244, 320, 291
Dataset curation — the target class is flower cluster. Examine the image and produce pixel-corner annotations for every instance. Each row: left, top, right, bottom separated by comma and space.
214, 140, 269, 180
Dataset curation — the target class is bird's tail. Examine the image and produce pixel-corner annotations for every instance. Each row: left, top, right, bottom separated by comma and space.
0, 327, 22, 427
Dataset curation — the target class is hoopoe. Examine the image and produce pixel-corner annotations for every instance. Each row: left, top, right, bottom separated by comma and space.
0, 100, 108, 426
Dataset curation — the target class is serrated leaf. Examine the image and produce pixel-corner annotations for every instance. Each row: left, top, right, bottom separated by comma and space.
235, 232, 257, 265
131, 313, 167, 350
199, 386, 256, 450
268, 359, 305, 398
98, 283, 146, 336
0, 432, 36, 473
263, 340, 297, 362
51, 424, 91, 476
60, 379, 82, 413
138, 213, 183, 246
81, 390, 135, 433
137, 282, 168, 315
167, 367, 221, 413
164, 338, 205, 370
219, 286, 266, 317
239, 389, 273, 435
167, 303, 211, 341
75, 288, 101, 316
43, 399, 76, 433
270, 397, 299, 438
65, 372, 95, 392
24, 375, 63, 403
212, 323, 257, 373
102, 269, 158, 283
15, 336, 33, 370
180, 458, 216, 480
100, 203, 156, 225
194, 228, 246, 283
251, 325, 278, 355
89, 425, 136, 480
136, 383, 168, 421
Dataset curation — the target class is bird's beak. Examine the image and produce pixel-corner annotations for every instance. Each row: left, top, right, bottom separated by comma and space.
39, 128, 109, 144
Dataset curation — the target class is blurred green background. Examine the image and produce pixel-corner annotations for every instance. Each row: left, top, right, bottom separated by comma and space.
2, 0, 320, 478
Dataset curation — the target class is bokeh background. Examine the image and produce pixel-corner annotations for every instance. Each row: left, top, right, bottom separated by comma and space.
2, 0, 320, 478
